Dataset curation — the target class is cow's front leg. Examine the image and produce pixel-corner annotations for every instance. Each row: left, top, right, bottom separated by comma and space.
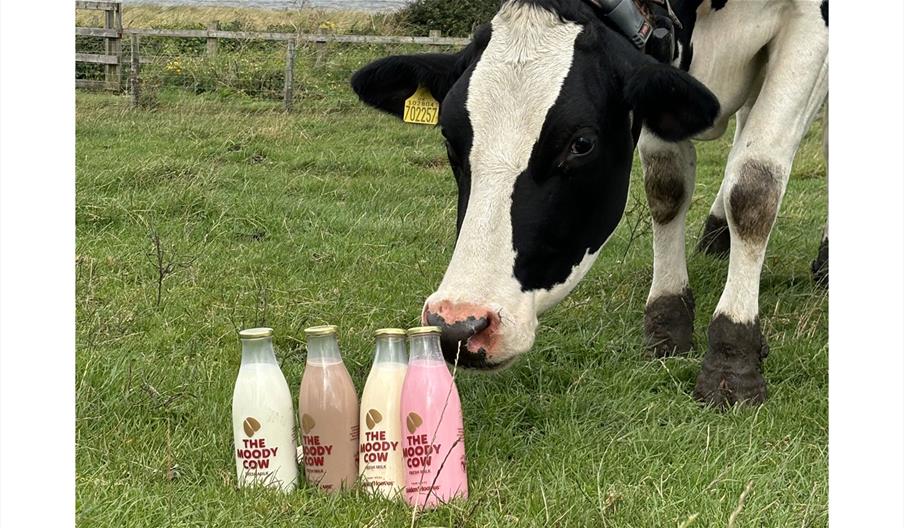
693, 158, 780, 406
639, 131, 696, 357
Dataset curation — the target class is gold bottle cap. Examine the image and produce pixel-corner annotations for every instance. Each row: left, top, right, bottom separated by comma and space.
238, 327, 273, 339
406, 326, 442, 337
375, 328, 406, 337
304, 325, 338, 336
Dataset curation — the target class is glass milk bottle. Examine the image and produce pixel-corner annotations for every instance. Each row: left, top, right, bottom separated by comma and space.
359, 328, 408, 499
400, 326, 468, 508
231, 327, 298, 492
298, 325, 359, 492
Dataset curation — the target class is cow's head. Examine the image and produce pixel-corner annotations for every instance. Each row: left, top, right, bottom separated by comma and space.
352, 0, 718, 369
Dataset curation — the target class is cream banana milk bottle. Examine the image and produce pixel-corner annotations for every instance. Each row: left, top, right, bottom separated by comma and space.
231, 327, 299, 492
400, 326, 468, 508
298, 325, 359, 492
359, 328, 408, 498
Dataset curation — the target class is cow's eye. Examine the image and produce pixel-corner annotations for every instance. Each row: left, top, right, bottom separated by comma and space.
570, 136, 595, 156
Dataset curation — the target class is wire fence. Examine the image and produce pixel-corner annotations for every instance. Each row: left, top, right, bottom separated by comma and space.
76, 2, 469, 109
124, 37, 464, 108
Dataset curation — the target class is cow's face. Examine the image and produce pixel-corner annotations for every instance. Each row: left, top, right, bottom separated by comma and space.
352, 0, 717, 369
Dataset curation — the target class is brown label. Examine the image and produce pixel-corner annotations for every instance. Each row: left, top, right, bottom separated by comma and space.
365, 409, 383, 430
301, 413, 316, 434
243, 416, 261, 437
406, 412, 422, 434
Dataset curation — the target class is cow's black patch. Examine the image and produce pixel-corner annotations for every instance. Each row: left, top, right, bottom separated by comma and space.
820, 0, 828, 26
711, 0, 728, 10
674, 0, 703, 71
625, 63, 720, 141
510, 27, 635, 290
440, 64, 478, 236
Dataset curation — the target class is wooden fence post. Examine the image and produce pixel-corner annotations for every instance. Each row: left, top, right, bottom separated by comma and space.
314, 28, 327, 68
284, 38, 296, 112
104, 2, 122, 90
130, 34, 140, 107
207, 20, 219, 57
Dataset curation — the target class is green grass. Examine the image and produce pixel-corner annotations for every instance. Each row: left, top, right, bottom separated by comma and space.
76, 71, 828, 526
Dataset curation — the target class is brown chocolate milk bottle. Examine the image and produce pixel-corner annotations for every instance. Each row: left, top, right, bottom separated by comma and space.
299, 325, 359, 492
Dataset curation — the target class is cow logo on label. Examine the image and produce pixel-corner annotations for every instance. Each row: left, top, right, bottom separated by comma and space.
243, 416, 261, 437
365, 409, 383, 430
406, 412, 422, 434
301, 413, 316, 434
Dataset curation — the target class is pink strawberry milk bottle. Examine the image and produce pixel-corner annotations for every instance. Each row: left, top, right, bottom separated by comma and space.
400, 326, 468, 508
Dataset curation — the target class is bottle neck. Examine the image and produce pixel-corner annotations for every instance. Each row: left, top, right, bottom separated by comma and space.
240, 337, 278, 365
407, 333, 444, 363
306, 334, 343, 364
373, 335, 407, 366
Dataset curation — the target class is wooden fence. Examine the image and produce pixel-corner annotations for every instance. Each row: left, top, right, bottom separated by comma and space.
75, 1, 471, 110
75, 1, 122, 90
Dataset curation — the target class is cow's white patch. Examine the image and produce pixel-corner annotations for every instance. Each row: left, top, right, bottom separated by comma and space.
426, 2, 583, 361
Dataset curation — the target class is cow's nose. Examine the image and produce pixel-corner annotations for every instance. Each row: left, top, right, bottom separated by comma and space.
422, 300, 499, 368
426, 310, 489, 343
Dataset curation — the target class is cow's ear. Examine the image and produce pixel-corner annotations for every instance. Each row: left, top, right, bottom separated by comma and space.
351, 53, 462, 119
624, 63, 720, 142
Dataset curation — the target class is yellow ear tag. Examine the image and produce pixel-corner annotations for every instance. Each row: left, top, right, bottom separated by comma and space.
403, 86, 440, 126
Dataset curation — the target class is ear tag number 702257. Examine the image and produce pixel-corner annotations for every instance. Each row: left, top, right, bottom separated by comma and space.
403, 86, 440, 126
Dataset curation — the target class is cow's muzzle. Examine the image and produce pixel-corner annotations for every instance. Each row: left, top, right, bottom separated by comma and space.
422, 300, 505, 369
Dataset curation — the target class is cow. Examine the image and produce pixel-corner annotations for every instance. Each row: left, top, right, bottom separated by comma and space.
351, 0, 828, 407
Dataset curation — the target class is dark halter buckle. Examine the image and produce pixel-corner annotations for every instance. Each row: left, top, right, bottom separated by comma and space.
585, 0, 679, 63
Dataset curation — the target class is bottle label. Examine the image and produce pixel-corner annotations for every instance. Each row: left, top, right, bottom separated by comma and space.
236, 437, 280, 472
234, 415, 296, 489
300, 413, 358, 491
361, 430, 399, 465
404, 430, 444, 495
301, 412, 333, 483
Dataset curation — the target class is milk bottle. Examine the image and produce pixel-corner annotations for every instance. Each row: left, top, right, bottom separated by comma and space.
359, 328, 408, 499
298, 325, 359, 492
400, 326, 468, 508
232, 327, 299, 492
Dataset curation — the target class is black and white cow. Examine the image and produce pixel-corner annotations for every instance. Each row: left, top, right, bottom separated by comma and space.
351, 0, 828, 407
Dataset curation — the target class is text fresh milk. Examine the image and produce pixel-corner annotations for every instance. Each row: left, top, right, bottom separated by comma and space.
232, 328, 299, 492
298, 325, 359, 492
400, 326, 468, 508
359, 329, 408, 498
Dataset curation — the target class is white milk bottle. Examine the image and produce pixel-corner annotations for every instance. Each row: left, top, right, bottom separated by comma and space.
232, 327, 298, 492
359, 328, 408, 499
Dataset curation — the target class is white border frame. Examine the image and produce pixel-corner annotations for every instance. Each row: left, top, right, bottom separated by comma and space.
0, 0, 902, 525
0, 1, 76, 525
829, 0, 904, 525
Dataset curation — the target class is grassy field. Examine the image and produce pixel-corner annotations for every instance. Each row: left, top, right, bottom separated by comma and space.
76, 52, 828, 526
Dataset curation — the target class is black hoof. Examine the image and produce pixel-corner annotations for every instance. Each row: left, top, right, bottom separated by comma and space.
697, 214, 730, 258
811, 237, 828, 288
694, 314, 768, 408
644, 288, 695, 358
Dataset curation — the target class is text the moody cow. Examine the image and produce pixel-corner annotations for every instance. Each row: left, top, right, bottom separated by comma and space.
351, 0, 828, 407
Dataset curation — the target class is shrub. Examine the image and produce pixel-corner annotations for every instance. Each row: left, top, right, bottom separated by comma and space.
399, 0, 503, 37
